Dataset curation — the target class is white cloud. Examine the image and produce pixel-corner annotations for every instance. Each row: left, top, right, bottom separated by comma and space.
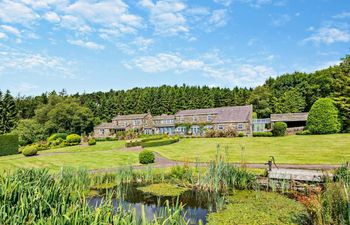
132, 37, 154, 51
44, 11, 61, 23
63, 0, 142, 37
207, 9, 229, 31
0, 33, 7, 39
0, 0, 39, 24
304, 27, 350, 44
1, 25, 21, 36
126, 52, 276, 86
140, 0, 189, 36
333, 12, 350, 19
68, 39, 105, 50
0, 48, 75, 78
213, 0, 232, 6
15, 82, 39, 93
270, 14, 291, 27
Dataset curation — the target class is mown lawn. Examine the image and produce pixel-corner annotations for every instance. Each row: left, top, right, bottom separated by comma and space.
150, 134, 350, 164
0, 141, 139, 172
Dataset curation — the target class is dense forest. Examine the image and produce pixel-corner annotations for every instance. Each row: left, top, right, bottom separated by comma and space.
1, 55, 349, 144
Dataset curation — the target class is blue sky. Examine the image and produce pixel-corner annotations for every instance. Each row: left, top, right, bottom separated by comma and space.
0, 0, 349, 96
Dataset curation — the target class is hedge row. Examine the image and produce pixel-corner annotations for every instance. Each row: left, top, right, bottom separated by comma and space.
253, 132, 273, 137
0, 134, 19, 156
141, 138, 179, 148
125, 137, 179, 148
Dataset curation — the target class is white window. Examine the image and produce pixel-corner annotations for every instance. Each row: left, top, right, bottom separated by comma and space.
237, 123, 244, 130
193, 116, 198, 122
133, 119, 141, 125
204, 125, 214, 130
191, 125, 200, 134
218, 125, 224, 130
99, 129, 105, 134
207, 115, 212, 122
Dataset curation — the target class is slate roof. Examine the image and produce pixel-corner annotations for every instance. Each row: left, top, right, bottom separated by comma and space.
175, 105, 253, 123
94, 123, 126, 129
153, 114, 175, 120
270, 112, 309, 122
112, 113, 148, 121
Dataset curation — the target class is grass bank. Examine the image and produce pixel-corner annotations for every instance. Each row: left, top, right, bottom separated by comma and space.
151, 134, 350, 164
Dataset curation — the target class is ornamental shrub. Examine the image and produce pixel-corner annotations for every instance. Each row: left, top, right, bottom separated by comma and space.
139, 150, 155, 164
272, 122, 287, 136
141, 138, 179, 148
307, 98, 341, 134
296, 130, 312, 135
22, 145, 38, 156
88, 139, 97, 146
47, 133, 68, 142
0, 134, 19, 156
253, 132, 273, 137
238, 132, 244, 137
66, 134, 81, 145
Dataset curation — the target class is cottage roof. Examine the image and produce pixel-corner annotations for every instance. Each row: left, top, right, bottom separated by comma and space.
94, 122, 125, 129
112, 113, 148, 121
153, 114, 175, 120
175, 105, 253, 123
270, 112, 308, 122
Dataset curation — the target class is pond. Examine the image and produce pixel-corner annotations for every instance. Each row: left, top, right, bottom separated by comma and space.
88, 184, 222, 224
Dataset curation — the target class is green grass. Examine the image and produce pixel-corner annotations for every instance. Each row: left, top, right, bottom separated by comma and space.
150, 134, 350, 164
0, 141, 139, 172
207, 190, 309, 225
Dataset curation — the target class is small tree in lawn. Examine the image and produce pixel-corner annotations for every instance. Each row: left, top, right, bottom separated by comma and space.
307, 98, 341, 134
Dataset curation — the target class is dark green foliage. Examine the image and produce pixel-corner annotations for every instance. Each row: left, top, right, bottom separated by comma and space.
22, 145, 38, 156
139, 150, 155, 164
272, 122, 287, 136
141, 137, 179, 148
10, 119, 46, 145
238, 132, 244, 137
0, 90, 18, 134
296, 130, 312, 135
48, 133, 68, 142
88, 139, 96, 146
253, 132, 273, 137
66, 134, 81, 145
307, 98, 341, 134
0, 134, 19, 156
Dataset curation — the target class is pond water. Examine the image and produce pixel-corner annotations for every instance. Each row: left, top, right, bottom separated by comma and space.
88, 185, 221, 224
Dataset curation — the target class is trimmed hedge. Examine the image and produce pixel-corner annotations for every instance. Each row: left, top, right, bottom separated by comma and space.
141, 138, 179, 148
253, 132, 273, 137
272, 122, 287, 136
0, 134, 19, 156
139, 150, 155, 164
296, 130, 312, 135
66, 134, 81, 145
307, 98, 341, 134
47, 133, 68, 142
88, 139, 97, 146
22, 145, 38, 156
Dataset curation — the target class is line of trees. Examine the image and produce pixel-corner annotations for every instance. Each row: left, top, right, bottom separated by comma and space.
1, 55, 349, 144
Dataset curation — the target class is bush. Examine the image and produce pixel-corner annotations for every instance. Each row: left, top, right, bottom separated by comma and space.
88, 139, 96, 146
22, 145, 38, 156
272, 122, 287, 136
139, 150, 155, 164
141, 138, 179, 148
47, 133, 68, 142
66, 134, 81, 145
238, 132, 244, 137
296, 130, 312, 135
307, 98, 341, 134
0, 134, 19, 156
253, 132, 273, 137
125, 139, 143, 148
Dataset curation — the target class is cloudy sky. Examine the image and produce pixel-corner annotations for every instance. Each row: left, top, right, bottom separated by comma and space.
0, 0, 349, 95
